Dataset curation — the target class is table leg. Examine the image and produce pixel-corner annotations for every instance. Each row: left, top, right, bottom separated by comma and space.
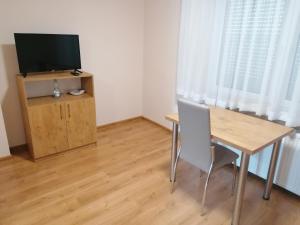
232, 152, 250, 225
263, 140, 282, 200
170, 122, 179, 182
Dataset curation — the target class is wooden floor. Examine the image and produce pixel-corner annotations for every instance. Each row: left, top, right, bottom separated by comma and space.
0, 118, 299, 225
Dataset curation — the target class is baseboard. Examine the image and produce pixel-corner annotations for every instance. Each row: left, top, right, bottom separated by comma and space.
9, 117, 166, 152
96, 116, 172, 132
97, 116, 143, 130
245, 169, 300, 198
141, 116, 171, 132
10, 144, 28, 154
0, 155, 12, 161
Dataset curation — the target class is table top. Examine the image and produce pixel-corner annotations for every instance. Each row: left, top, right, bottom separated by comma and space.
165, 107, 294, 155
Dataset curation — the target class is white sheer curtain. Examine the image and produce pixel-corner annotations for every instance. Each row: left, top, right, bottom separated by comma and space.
176, 0, 218, 102
177, 0, 300, 128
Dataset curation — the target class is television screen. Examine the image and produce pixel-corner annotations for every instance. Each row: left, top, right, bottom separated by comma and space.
14, 33, 81, 74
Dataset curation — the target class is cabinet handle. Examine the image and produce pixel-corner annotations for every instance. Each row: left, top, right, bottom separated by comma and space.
60, 105, 63, 120
68, 104, 71, 118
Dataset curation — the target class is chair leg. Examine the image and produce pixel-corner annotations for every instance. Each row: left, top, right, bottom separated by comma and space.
201, 164, 213, 215
171, 147, 181, 193
232, 159, 238, 196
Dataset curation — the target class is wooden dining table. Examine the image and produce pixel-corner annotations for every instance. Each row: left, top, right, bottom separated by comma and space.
165, 106, 294, 225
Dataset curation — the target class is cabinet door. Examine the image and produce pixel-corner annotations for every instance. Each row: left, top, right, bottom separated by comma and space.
66, 98, 96, 149
28, 103, 68, 158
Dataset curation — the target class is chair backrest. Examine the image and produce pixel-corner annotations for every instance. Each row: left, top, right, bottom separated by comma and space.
177, 99, 212, 173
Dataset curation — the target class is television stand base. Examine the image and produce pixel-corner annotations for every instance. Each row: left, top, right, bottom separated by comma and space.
70, 69, 82, 76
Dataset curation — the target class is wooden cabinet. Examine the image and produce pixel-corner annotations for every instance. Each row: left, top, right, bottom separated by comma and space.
66, 98, 96, 149
28, 103, 68, 158
17, 71, 97, 159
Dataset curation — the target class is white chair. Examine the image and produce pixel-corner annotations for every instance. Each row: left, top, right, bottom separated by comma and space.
172, 99, 239, 212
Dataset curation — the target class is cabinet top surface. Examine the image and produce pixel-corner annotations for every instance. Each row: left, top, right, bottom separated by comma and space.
17, 71, 93, 82
27, 94, 93, 107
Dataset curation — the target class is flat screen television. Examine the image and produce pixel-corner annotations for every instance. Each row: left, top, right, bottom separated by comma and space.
14, 33, 81, 75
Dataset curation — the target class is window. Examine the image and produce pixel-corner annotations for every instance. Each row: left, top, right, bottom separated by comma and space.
287, 36, 300, 100
177, 0, 300, 126
218, 0, 286, 94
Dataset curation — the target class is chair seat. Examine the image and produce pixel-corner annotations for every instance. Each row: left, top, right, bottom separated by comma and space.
212, 143, 239, 170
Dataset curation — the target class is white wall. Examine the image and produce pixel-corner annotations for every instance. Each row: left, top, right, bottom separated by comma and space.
0, 0, 144, 147
143, 0, 181, 128
0, 108, 10, 157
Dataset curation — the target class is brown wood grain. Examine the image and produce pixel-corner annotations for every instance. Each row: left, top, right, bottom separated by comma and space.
166, 106, 294, 154
27, 94, 93, 107
17, 72, 97, 159
18, 71, 93, 82
0, 118, 299, 225
28, 103, 69, 158
66, 98, 97, 149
